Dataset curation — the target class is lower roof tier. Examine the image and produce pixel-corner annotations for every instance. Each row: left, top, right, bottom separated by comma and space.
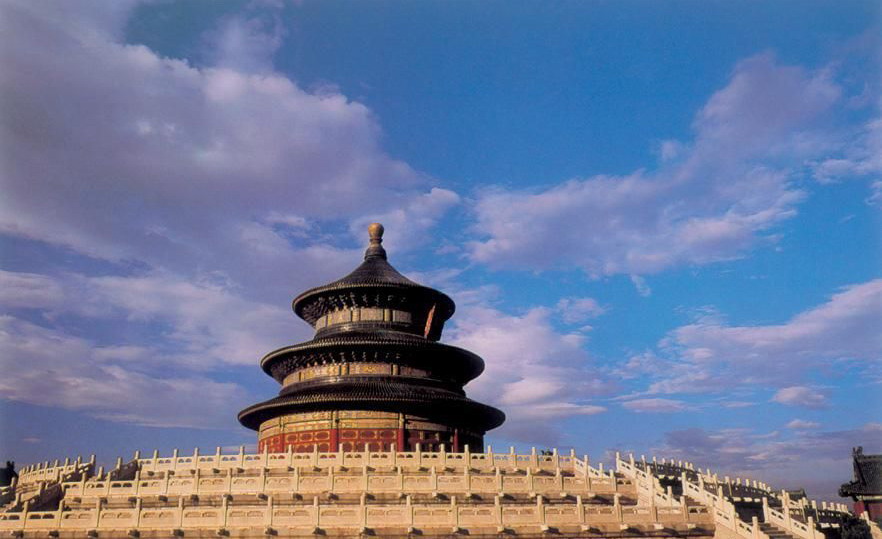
260, 331, 485, 384
238, 378, 505, 433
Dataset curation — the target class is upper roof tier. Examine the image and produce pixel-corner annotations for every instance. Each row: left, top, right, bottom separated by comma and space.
292, 223, 456, 341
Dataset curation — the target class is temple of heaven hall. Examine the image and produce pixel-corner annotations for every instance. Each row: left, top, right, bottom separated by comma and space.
238, 223, 504, 454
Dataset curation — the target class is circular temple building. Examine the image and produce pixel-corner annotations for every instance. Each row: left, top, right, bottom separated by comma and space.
238, 223, 505, 453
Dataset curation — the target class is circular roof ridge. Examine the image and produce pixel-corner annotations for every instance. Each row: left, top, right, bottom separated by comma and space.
259, 335, 484, 373
291, 224, 455, 323
238, 381, 505, 431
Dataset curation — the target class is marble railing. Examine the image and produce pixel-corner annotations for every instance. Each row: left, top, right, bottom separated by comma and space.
615, 454, 681, 508
131, 446, 585, 475
1, 463, 93, 515
637, 457, 832, 539
11, 449, 632, 509
642, 457, 849, 515
761, 498, 826, 539
624, 453, 851, 523
0, 495, 711, 534
689, 469, 850, 529
14, 457, 95, 488
62, 467, 632, 501
618, 453, 771, 539
681, 473, 770, 539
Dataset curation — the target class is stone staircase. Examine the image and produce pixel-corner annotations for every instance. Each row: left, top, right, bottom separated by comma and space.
760, 521, 799, 539
0, 458, 96, 518
617, 453, 855, 539
0, 486, 17, 513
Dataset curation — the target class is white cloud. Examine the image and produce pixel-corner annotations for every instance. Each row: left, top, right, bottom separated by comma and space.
692, 54, 839, 154
721, 401, 757, 409
656, 139, 686, 162
0, 1, 458, 434
0, 315, 250, 428
810, 101, 882, 185
630, 275, 652, 297
643, 279, 882, 395
772, 387, 828, 409
468, 53, 840, 276
0, 270, 66, 309
204, 6, 285, 74
0, 1, 452, 305
447, 303, 610, 444
0, 265, 308, 426
786, 419, 820, 430
348, 188, 462, 251
556, 297, 605, 324
0, 269, 302, 369
622, 398, 689, 413
0, 0, 460, 421
868, 180, 882, 207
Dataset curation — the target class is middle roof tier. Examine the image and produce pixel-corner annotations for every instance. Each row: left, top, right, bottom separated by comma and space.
260, 330, 485, 385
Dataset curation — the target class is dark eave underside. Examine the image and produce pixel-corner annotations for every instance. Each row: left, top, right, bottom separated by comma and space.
278, 375, 464, 397
260, 334, 485, 383
238, 379, 505, 432
293, 283, 455, 326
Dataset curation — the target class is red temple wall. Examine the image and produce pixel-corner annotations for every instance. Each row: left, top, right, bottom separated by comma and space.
854, 500, 882, 520
257, 411, 483, 453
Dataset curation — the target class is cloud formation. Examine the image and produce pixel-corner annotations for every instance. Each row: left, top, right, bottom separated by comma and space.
0, 268, 302, 427
786, 419, 820, 430
0, 315, 249, 428
468, 54, 841, 276
0, 269, 299, 368
811, 96, 882, 186
0, 1, 452, 428
772, 387, 828, 409
622, 398, 689, 413
0, 1, 448, 304
556, 296, 606, 325
644, 279, 882, 395
448, 303, 610, 444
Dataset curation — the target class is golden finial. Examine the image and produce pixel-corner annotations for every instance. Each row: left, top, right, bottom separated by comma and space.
368, 222, 384, 243
364, 223, 386, 259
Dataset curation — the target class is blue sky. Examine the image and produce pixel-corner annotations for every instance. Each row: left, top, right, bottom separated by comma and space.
1, 0, 880, 501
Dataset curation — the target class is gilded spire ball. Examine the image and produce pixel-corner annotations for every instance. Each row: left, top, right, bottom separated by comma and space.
363, 223, 387, 259
368, 222, 384, 243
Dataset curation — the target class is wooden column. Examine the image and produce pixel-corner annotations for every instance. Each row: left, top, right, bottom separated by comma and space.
397, 414, 406, 452
330, 429, 339, 453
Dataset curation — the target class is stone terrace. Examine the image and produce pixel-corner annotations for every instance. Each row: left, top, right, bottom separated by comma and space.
0, 448, 713, 538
